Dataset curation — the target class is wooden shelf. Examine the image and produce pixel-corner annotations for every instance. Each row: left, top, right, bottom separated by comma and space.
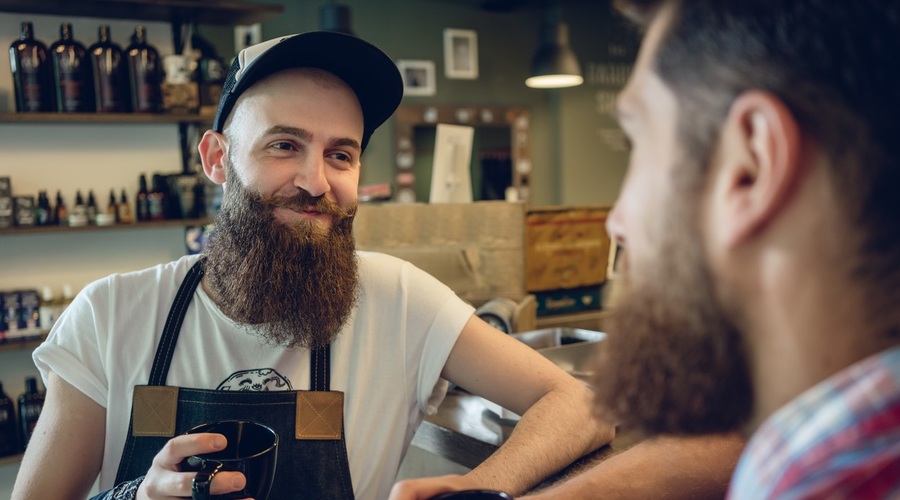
0, 217, 212, 237
0, 0, 283, 26
0, 111, 213, 125
0, 335, 46, 354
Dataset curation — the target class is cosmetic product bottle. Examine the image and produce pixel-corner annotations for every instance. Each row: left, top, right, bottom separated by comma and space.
18, 376, 45, 451
50, 22, 91, 112
9, 21, 51, 112
125, 25, 161, 113
89, 24, 128, 112
0, 381, 17, 457
53, 190, 67, 226
118, 189, 134, 224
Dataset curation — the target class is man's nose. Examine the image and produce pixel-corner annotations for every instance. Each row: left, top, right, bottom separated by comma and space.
294, 154, 330, 198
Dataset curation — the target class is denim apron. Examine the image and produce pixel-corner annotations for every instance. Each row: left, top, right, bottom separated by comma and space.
111, 259, 355, 498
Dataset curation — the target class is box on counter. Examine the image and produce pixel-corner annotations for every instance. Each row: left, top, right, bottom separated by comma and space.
13, 195, 36, 227
535, 284, 603, 317
161, 83, 200, 114
525, 205, 611, 292
0, 176, 12, 229
354, 201, 528, 305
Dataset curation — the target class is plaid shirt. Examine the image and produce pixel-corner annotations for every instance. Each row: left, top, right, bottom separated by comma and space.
728, 345, 900, 499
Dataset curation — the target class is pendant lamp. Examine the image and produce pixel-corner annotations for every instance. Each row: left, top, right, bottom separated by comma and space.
319, 2, 355, 36
525, 17, 583, 89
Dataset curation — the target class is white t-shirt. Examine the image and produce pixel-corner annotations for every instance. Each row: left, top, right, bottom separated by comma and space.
33, 252, 475, 500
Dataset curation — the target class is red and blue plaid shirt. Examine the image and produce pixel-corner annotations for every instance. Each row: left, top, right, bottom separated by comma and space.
729, 345, 900, 499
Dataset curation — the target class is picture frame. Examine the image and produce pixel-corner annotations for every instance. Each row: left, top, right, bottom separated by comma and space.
397, 60, 436, 96
443, 28, 479, 79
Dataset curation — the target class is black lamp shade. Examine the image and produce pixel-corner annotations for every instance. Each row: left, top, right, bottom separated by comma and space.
526, 21, 583, 88
319, 4, 355, 36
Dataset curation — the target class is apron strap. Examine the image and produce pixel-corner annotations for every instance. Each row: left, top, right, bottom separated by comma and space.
148, 258, 206, 386
311, 345, 330, 391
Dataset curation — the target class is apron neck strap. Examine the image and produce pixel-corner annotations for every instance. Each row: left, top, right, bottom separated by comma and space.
149, 257, 333, 391
148, 258, 206, 386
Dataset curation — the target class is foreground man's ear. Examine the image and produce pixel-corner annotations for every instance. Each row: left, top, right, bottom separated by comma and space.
198, 130, 229, 185
709, 90, 803, 249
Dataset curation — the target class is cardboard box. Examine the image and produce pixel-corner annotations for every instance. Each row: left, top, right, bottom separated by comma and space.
0, 177, 12, 229
524, 206, 611, 292
535, 284, 603, 316
14, 195, 36, 227
354, 201, 528, 306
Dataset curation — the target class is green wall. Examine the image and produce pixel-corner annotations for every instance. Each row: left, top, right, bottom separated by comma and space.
204, 0, 638, 207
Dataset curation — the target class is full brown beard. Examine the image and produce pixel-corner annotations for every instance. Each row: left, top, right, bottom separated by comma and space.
203, 162, 359, 349
592, 167, 753, 436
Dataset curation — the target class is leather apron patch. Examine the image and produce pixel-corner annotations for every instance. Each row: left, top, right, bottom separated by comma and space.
132, 385, 179, 437
296, 391, 343, 440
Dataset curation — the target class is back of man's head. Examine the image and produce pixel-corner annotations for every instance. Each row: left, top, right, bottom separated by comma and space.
616, 0, 900, 320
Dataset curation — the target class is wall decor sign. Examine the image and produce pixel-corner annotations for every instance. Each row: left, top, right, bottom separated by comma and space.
396, 59, 437, 96
443, 28, 478, 79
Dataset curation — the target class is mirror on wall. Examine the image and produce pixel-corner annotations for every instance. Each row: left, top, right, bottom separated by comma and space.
392, 105, 532, 203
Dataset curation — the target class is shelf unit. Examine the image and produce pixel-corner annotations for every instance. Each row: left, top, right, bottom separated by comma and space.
0, 111, 213, 125
0, 3, 282, 485
0, 336, 47, 354
0, 217, 212, 237
0, 0, 283, 26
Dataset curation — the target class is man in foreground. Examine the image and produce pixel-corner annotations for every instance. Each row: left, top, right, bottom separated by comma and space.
12, 32, 610, 500
587, 0, 900, 497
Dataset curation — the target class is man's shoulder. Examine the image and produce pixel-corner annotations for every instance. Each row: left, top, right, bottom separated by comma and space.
84, 254, 202, 298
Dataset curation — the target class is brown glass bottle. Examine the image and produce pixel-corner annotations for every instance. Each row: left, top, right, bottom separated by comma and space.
50, 23, 92, 112
9, 21, 51, 112
125, 26, 161, 113
89, 25, 128, 112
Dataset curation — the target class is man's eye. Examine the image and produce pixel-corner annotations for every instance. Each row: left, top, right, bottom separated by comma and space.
272, 142, 294, 151
328, 151, 352, 162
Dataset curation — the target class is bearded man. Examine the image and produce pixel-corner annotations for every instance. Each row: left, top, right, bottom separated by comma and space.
14, 32, 611, 500
530, 0, 900, 498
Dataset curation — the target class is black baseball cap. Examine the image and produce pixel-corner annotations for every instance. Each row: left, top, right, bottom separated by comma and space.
212, 31, 403, 151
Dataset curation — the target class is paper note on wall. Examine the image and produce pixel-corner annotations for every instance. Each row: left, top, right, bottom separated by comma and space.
430, 123, 474, 203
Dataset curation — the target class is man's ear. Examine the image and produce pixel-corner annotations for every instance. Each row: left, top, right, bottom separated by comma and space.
198, 130, 228, 185
710, 91, 802, 247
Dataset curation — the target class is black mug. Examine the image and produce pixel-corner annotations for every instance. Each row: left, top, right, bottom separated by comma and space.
179, 420, 279, 500
428, 490, 514, 500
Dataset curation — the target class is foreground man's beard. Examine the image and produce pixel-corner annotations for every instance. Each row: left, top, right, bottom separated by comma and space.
592, 172, 753, 436
204, 164, 359, 349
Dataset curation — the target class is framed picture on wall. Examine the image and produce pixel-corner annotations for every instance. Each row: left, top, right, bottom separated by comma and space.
397, 59, 436, 96
443, 28, 478, 79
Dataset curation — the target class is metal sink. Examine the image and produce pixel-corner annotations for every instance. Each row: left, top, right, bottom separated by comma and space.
480, 328, 607, 423
511, 327, 606, 380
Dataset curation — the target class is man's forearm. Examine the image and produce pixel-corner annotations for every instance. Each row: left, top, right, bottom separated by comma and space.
522, 433, 746, 499
465, 384, 615, 496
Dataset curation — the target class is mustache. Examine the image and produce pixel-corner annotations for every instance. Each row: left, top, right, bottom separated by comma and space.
258, 190, 356, 219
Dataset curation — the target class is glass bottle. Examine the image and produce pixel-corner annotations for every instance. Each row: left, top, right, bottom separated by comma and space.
118, 189, 134, 224
107, 189, 118, 219
0, 381, 17, 457
8, 21, 51, 112
125, 26, 161, 113
136, 174, 150, 222
53, 190, 67, 226
18, 376, 45, 451
50, 22, 92, 112
86, 189, 98, 224
35, 190, 52, 226
88, 25, 128, 113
